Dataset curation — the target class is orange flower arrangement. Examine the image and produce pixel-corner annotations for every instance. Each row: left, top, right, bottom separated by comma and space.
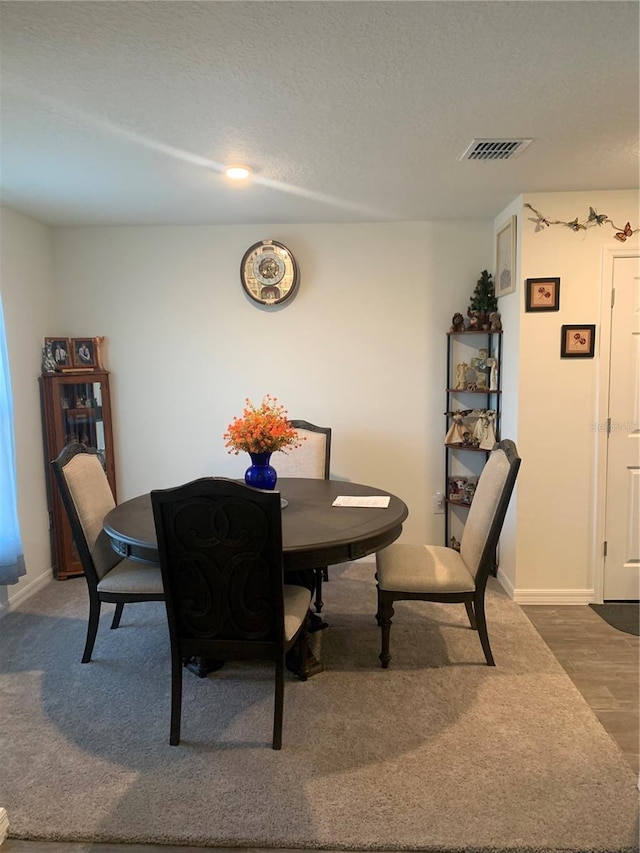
224, 395, 303, 455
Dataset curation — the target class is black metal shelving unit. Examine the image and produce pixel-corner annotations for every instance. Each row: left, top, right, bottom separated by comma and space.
444, 330, 502, 548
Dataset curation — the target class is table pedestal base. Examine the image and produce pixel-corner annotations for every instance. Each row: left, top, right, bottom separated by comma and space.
308, 612, 328, 633
285, 638, 324, 680
183, 657, 226, 678
182, 639, 324, 681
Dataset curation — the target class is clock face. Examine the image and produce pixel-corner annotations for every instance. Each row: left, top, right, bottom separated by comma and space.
241, 240, 299, 306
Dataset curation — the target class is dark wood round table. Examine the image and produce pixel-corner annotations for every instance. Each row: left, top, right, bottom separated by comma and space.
103, 477, 408, 678
103, 477, 409, 572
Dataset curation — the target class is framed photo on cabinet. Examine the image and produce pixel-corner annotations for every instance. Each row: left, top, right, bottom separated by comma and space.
71, 338, 97, 369
44, 337, 72, 369
495, 216, 516, 297
525, 277, 560, 312
560, 324, 596, 358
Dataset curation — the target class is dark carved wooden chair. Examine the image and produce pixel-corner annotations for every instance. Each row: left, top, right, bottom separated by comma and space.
150, 477, 312, 749
51, 442, 164, 663
375, 439, 521, 668
276, 420, 332, 613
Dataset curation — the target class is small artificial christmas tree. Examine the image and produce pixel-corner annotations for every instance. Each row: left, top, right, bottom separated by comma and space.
467, 270, 497, 329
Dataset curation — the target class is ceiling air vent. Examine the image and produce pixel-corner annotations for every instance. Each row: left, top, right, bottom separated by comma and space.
460, 138, 532, 161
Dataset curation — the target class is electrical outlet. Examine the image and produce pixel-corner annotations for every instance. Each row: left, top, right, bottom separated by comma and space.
433, 491, 445, 514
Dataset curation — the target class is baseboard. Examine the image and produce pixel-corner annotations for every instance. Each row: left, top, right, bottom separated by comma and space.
495, 568, 515, 598
0, 569, 53, 621
511, 587, 595, 605
0, 807, 8, 844
493, 569, 595, 604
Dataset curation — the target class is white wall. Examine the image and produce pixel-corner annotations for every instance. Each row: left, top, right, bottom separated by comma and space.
0, 207, 55, 610
491, 197, 522, 593
511, 189, 639, 601
5, 192, 636, 607
53, 221, 492, 548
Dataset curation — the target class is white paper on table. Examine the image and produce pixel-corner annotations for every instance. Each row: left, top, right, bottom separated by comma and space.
332, 495, 390, 508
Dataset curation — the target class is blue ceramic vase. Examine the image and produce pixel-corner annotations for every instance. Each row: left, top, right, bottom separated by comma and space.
244, 452, 277, 490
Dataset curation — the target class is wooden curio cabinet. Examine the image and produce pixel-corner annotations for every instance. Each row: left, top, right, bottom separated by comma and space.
39, 370, 116, 579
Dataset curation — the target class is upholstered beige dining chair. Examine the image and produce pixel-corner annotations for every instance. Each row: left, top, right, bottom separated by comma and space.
276, 420, 331, 613
375, 439, 521, 668
52, 442, 164, 663
151, 477, 312, 749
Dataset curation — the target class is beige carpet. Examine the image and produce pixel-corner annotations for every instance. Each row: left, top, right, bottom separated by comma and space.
1, 562, 638, 851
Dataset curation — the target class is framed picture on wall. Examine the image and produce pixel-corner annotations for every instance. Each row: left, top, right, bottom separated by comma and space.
525, 277, 561, 312
71, 338, 97, 368
495, 216, 516, 298
44, 337, 72, 369
560, 324, 596, 358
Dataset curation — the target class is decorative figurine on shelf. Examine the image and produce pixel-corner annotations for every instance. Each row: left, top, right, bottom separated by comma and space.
463, 479, 477, 505
444, 411, 467, 445
472, 410, 487, 446
489, 311, 502, 331
455, 362, 468, 390
467, 270, 497, 330
470, 357, 488, 390
466, 309, 479, 331
450, 312, 465, 333
487, 357, 499, 391
448, 476, 467, 501
41, 343, 57, 374
461, 428, 475, 446
479, 410, 497, 450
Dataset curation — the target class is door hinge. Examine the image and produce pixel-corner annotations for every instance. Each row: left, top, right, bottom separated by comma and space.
611, 288, 615, 308
603, 540, 608, 557
606, 417, 611, 435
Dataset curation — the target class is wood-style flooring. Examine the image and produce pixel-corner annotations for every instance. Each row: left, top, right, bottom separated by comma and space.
3, 603, 638, 853
522, 603, 639, 776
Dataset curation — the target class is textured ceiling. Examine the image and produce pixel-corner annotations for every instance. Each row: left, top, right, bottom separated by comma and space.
1, 1, 638, 226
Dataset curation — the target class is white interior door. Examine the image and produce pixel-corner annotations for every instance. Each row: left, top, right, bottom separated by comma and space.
604, 255, 640, 600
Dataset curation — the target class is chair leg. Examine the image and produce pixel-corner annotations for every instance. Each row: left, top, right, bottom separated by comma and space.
464, 599, 477, 630
82, 594, 101, 663
110, 601, 124, 629
314, 567, 324, 613
169, 649, 183, 745
474, 590, 495, 666
273, 655, 284, 750
322, 567, 329, 582
378, 591, 394, 669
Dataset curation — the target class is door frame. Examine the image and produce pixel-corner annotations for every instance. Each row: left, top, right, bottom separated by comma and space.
592, 246, 639, 603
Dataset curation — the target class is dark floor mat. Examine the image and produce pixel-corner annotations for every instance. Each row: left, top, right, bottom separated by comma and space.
589, 603, 639, 636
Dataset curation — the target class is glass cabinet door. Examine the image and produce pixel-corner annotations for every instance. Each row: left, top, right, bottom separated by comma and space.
58, 379, 107, 460
40, 370, 116, 579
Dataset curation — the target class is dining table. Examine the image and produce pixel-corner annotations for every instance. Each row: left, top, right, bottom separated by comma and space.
103, 477, 409, 677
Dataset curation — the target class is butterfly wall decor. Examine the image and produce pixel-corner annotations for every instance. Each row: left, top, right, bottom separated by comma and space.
614, 222, 634, 242
524, 204, 638, 241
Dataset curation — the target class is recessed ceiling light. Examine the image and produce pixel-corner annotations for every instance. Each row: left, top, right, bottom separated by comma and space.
225, 165, 252, 180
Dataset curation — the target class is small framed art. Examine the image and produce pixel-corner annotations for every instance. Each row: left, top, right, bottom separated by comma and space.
71, 338, 98, 368
525, 277, 560, 312
44, 337, 72, 369
560, 324, 596, 358
495, 216, 516, 297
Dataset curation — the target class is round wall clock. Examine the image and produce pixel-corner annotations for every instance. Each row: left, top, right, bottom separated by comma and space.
240, 240, 299, 306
